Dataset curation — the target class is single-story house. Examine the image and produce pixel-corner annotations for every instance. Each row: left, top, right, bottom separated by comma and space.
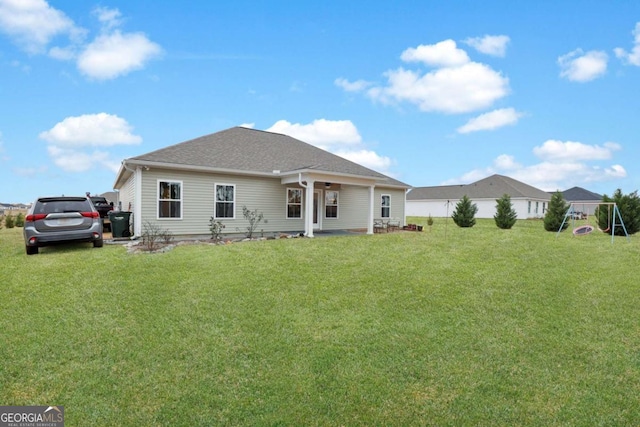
113, 127, 411, 238
406, 174, 551, 219
557, 186, 603, 216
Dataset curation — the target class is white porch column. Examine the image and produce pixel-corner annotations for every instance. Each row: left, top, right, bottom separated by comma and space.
305, 179, 315, 237
367, 185, 375, 235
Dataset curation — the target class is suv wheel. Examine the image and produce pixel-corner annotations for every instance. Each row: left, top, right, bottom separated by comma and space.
93, 239, 104, 248
26, 245, 39, 255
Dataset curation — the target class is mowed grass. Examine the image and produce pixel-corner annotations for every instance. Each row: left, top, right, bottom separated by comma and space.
1, 218, 640, 426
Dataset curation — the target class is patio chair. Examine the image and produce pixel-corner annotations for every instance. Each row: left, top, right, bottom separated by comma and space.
387, 217, 401, 232
373, 219, 387, 233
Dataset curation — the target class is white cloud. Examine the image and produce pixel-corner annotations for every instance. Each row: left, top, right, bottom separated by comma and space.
333, 149, 393, 174
614, 22, 640, 66
0, 0, 81, 54
369, 62, 509, 114
265, 119, 396, 176
400, 40, 470, 67
0, 1, 161, 80
457, 108, 523, 134
334, 77, 372, 92
239, 123, 255, 129
444, 140, 626, 191
558, 49, 608, 82
93, 6, 123, 31
267, 119, 362, 147
39, 113, 141, 173
339, 40, 510, 115
463, 35, 510, 57
77, 30, 162, 80
533, 140, 620, 161
39, 113, 142, 147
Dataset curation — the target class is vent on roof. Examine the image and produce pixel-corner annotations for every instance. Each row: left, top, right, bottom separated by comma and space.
273, 170, 280, 174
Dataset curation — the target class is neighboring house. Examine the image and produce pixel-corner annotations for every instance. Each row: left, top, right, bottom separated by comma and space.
113, 127, 410, 238
557, 186, 603, 216
406, 174, 551, 219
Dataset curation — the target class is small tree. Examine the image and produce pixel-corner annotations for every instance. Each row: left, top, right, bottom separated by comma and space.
427, 214, 434, 232
141, 220, 162, 251
15, 212, 25, 227
0, 215, 4, 230
494, 194, 517, 229
209, 217, 225, 241
452, 195, 477, 228
544, 191, 569, 232
240, 206, 265, 239
602, 189, 640, 235
4, 213, 15, 229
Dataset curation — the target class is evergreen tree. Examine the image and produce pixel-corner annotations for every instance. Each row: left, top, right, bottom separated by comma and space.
544, 191, 569, 232
494, 194, 517, 229
602, 189, 640, 235
452, 195, 478, 227
4, 213, 15, 229
15, 212, 25, 227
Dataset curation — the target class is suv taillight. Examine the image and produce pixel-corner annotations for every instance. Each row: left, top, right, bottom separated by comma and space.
81, 212, 100, 218
26, 214, 47, 222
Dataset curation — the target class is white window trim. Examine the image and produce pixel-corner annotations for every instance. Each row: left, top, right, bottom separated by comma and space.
214, 183, 236, 220
286, 187, 303, 219
381, 194, 391, 218
157, 179, 183, 220
324, 190, 339, 219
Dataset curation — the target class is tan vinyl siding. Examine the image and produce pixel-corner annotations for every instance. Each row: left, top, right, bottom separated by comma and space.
139, 169, 306, 236
137, 169, 406, 236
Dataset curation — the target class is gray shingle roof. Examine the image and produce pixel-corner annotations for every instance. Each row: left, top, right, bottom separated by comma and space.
407, 174, 551, 200
127, 127, 408, 187
559, 186, 602, 202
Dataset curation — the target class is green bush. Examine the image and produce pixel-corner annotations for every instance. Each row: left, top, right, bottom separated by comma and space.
494, 194, 517, 229
602, 189, 640, 235
452, 195, 477, 228
4, 213, 15, 229
15, 212, 25, 227
544, 191, 569, 232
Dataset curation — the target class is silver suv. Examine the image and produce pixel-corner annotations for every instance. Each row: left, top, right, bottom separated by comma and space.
24, 196, 104, 255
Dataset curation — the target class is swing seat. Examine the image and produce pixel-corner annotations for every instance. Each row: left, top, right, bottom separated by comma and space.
573, 225, 594, 236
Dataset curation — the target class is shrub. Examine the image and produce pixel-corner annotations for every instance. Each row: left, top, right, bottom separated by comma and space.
15, 213, 25, 227
602, 189, 640, 235
4, 213, 15, 229
209, 217, 225, 241
452, 195, 477, 228
240, 206, 265, 239
494, 194, 517, 229
141, 221, 163, 251
544, 191, 569, 232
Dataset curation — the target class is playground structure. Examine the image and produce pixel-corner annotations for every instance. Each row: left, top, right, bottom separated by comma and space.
556, 202, 630, 243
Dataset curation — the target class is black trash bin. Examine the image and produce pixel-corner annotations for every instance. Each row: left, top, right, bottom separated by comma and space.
109, 211, 131, 238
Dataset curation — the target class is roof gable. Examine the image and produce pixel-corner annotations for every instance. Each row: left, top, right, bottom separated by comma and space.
560, 186, 603, 201
124, 127, 408, 187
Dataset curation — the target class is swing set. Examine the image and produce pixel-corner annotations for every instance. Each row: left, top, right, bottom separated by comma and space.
556, 202, 630, 242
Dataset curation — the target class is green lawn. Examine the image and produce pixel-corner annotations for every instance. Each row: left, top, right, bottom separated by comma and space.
2, 218, 640, 426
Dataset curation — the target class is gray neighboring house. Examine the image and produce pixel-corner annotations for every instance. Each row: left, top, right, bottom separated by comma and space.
558, 186, 603, 215
406, 174, 551, 219
113, 127, 410, 238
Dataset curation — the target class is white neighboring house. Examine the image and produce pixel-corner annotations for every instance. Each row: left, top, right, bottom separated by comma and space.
406, 174, 552, 219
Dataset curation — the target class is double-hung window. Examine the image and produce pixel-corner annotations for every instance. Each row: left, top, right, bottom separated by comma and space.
287, 188, 302, 218
325, 191, 338, 218
158, 180, 182, 219
381, 194, 390, 218
215, 184, 235, 219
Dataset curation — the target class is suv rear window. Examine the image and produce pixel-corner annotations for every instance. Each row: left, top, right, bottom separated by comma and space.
35, 198, 93, 214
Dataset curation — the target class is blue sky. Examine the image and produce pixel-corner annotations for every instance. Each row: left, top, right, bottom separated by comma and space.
1, 0, 640, 204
